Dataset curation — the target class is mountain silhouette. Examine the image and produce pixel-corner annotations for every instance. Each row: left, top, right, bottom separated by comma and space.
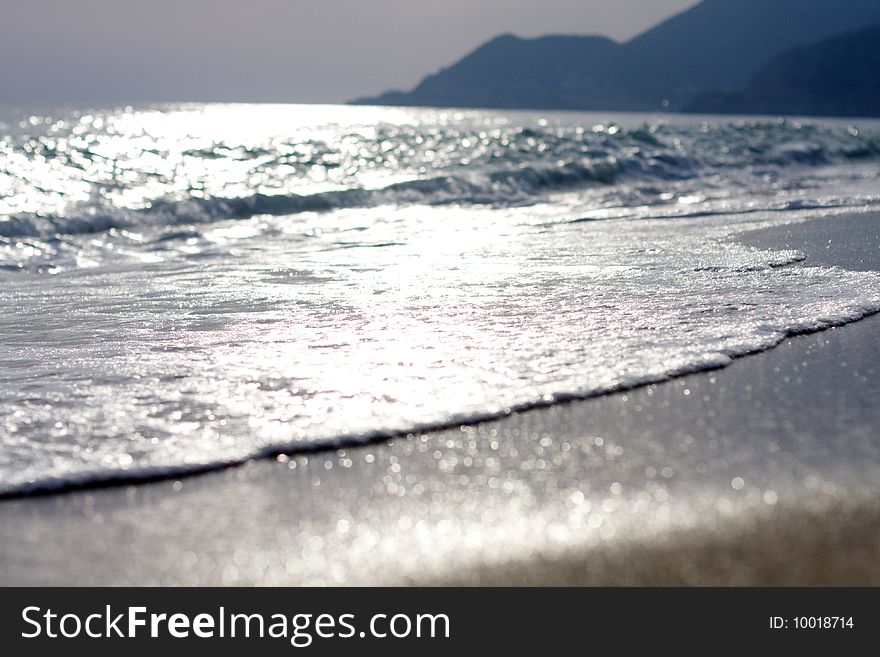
685, 25, 880, 117
352, 0, 880, 111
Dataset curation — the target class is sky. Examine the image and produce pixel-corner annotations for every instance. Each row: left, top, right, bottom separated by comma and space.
0, 0, 699, 103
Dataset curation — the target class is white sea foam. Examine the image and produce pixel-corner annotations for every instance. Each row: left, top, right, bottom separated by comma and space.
1, 104, 879, 494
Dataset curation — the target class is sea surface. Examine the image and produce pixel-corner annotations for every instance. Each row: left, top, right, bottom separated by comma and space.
2, 103, 879, 495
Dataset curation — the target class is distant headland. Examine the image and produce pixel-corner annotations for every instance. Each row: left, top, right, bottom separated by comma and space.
351, 0, 880, 118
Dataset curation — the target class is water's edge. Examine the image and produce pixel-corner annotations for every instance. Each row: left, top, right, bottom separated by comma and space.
3, 212, 877, 501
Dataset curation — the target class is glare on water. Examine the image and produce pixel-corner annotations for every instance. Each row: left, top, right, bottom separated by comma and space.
1, 103, 879, 494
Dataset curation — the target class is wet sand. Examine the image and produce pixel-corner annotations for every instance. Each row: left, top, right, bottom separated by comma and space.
1, 211, 879, 586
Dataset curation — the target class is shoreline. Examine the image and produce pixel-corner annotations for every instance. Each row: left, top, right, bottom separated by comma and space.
3, 208, 878, 501
1, 211, 879, 585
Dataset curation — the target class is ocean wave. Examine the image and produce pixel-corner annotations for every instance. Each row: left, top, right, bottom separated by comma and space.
2, 111, 879, 239
3, 286, 879, 498
0, 162, 630, 238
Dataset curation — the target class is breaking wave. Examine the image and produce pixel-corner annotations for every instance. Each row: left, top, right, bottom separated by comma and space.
2, 107, 879, 239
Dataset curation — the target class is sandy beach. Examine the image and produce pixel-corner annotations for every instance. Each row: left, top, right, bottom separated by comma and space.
1, 210, 878, 586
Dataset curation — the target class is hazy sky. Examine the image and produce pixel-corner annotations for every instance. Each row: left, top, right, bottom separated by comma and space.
0, 0, 699, 103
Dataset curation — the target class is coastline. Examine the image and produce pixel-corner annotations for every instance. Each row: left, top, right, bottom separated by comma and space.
1, 211, 879, 586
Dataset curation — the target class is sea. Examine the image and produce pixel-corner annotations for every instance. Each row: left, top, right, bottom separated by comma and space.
2, 103, 879, 495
